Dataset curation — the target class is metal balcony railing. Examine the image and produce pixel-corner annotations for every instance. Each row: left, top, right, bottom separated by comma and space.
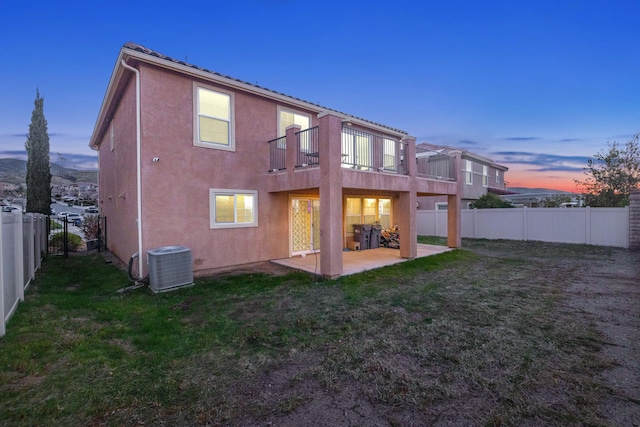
268, 136, 286, 172
295, 126, 319, 168
341, 126, 407, 174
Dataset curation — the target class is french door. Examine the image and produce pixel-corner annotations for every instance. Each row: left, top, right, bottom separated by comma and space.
291, 198, 320, 255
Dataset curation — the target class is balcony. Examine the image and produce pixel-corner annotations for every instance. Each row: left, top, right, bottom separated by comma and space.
340, 126, 407, 174
269, 125, 408, 175
416, 153, 456, 181
266, 114, 457, 195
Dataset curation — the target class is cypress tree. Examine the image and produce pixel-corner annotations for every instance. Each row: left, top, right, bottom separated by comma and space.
25, 89, 52, 214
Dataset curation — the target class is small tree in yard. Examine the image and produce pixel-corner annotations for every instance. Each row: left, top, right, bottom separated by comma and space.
575, 134, 640, 207
25, 89, 52, 214
470, 192, 514, 208
541, 194, 573, 207
81, 215, 100, 240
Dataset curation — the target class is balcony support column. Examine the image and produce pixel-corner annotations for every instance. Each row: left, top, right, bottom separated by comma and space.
285, 124, 300, 176
399, 136, 417, 259
318, 113, 344, 278
447, 151, 462, 248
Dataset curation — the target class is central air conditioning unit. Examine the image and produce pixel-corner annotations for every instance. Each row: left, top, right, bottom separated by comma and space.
147, 246, 193, 293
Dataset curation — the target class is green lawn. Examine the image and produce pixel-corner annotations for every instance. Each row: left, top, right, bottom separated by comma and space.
0, 240, 625, 426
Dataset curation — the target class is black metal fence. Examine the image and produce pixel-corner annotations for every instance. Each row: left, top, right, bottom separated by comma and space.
48, 216, 107, 257
296, 126, 319, 167
341, 126, 407, 174
268, 136, 286, 172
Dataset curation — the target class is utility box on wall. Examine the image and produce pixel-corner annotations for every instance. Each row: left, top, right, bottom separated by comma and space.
147, 246, 193, 293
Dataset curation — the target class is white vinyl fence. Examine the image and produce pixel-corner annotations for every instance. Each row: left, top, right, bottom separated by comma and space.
417, 207, 630, 248
1, 212, 47, 336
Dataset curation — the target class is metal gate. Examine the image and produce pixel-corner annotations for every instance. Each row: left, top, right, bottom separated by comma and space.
48, 216, 107, 257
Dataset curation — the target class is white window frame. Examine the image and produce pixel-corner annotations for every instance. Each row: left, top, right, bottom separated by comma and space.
209, 189, 258, 229
341, 129, 372, 170
383, 138, 397, 171
496, 170, 500, 183
464, 159, 473, 185
277, 107, 311, 137
194, 84, 235, 151
482, 165, 488, 187
278, 107, 311, 150
345, 196, 392, 233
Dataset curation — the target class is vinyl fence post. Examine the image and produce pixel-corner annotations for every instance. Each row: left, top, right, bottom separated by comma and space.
473, 208, 478, 238
585, 206, 591, 245
523, 206, 528, 241
629, 190, 640, 250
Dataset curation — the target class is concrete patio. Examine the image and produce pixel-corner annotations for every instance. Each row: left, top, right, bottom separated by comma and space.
272, 244, 454, 277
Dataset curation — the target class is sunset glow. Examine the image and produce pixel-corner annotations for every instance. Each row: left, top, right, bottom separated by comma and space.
1, 1, 638, 189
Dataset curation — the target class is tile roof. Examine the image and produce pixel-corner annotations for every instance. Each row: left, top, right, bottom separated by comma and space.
415, 142, 460, 155
123, 42, 408, 136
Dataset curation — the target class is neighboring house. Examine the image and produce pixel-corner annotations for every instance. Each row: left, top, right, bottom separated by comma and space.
501, 191, 581, 208
89, 43, 463, 278
415, 143, 510, 210
0, 182, 18, 192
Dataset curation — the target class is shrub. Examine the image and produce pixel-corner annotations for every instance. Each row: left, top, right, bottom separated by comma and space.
81, 215, 100, 240
49, 232, 83, 251
470, 193, 514, 209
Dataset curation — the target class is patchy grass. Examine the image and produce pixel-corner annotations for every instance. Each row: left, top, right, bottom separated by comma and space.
0, 241, 629, 426
417, 235, 448, 246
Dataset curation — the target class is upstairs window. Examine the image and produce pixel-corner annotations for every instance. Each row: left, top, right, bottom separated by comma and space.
342, 129, 372, 170
278, 108, 310, 150
195, 85, 234, 150
482, 165, 488, 187
496, 170, 501, 183
383, 138, 397, 171
464, 160, 473, 185
278, 108, 310, 137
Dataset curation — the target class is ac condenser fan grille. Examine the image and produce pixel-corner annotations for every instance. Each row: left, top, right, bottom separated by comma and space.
147, 246, 193, 293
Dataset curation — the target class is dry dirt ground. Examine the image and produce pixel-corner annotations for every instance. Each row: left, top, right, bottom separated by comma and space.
564, 251, 640, 426
251, 243, 639, 427
444, 241, 640, 427
100, 243, 639, 426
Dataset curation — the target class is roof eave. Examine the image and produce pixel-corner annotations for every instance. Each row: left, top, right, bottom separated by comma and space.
123, 46, 409, 138
89, 49, 129, 150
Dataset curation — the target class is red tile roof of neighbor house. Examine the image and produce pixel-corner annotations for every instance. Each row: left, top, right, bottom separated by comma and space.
122, 42, 409, 136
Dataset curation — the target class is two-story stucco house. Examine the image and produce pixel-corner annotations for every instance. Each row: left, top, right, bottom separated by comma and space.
89, 43, 462, 278
416, 142, 510, 210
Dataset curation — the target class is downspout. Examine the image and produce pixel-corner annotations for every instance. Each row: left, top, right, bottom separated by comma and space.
120, 59, 144, 276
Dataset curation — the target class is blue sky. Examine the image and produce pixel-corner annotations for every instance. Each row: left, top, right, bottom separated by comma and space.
1, 0, 638, 190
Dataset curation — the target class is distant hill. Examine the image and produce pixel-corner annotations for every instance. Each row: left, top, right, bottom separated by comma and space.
508, 187, 576, 195
0, 158, 97, 185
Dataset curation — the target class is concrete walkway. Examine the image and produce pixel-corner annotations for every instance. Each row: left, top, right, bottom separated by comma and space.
272, 244, 454, 277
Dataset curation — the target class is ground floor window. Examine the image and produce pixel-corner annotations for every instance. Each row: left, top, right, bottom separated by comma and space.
345, 196, 392, 234
209, 189, 258, 229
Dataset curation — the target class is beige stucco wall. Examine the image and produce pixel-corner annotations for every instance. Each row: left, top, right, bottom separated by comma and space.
98, 77, 140, 269
135, 64, 315, 275
96, 58, 461, 276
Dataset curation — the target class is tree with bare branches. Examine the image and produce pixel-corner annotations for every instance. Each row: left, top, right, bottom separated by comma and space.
575, 134, 640, 207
